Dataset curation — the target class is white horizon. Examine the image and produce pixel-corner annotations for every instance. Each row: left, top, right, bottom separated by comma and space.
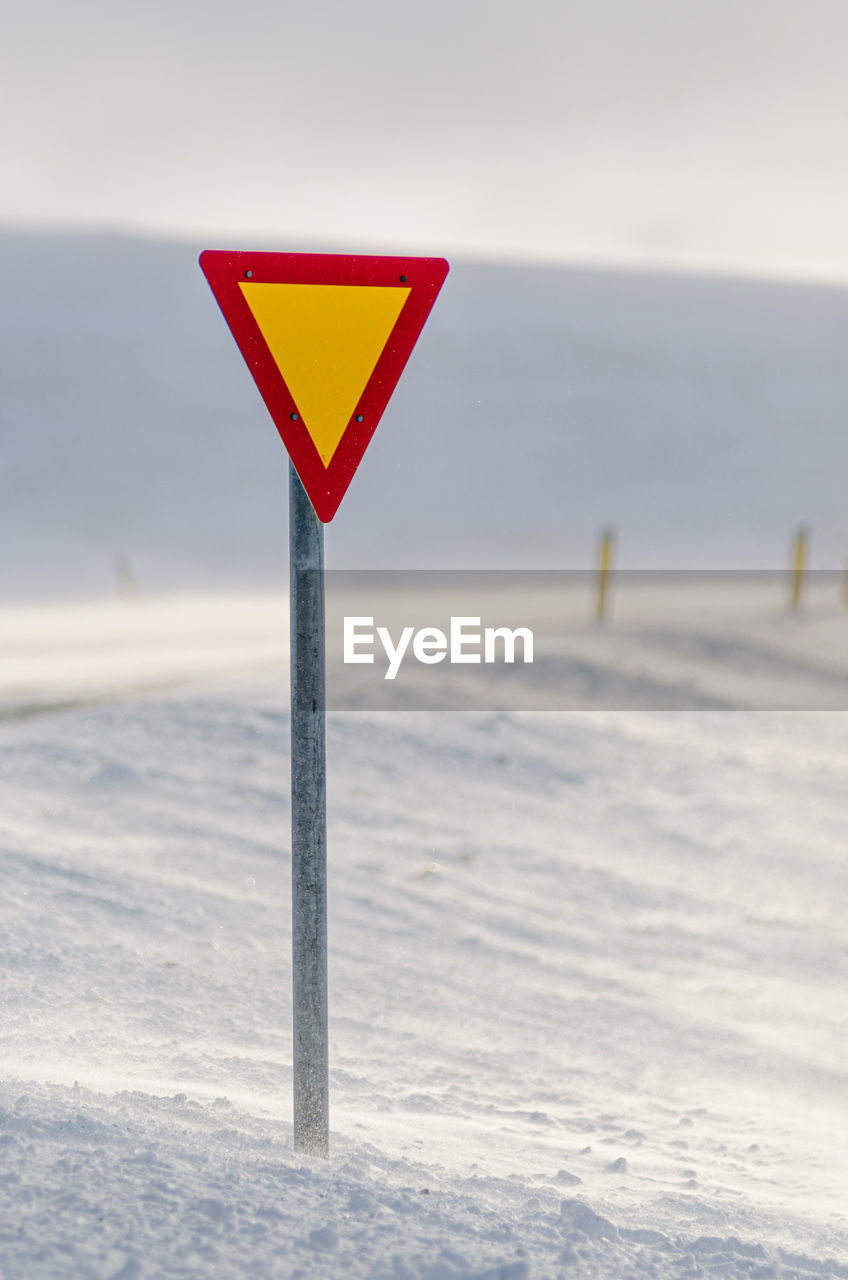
5, 212, 848, 292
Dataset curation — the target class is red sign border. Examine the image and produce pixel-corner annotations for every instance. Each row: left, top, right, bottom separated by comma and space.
199, 250, 449, 522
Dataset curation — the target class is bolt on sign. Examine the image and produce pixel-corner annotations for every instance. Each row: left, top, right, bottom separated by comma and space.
200, 250, 449, 1158
199, 251, 449, 521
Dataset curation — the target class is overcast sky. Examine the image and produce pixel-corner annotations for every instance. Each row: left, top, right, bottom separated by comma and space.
3, 0, 848, 278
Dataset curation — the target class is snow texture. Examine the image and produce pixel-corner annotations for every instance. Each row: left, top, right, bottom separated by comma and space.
0, 230, 846, 1276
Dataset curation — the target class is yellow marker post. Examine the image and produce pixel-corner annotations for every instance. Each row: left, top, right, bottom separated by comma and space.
790, 525, 809, 611
597, 526, 615, 624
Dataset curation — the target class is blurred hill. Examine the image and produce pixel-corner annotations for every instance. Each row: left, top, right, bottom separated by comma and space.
2, 229, 847, 599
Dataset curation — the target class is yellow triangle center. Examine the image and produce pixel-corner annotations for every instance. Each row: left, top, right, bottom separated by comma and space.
239, 281, 410, 466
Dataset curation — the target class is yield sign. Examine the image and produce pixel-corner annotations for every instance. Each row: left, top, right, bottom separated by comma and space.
199, 250, 449, 521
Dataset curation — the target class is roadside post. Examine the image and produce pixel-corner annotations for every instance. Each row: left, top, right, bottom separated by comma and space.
790, 524, 809, 611
199, 250, 449, 1156
596, 526, 615, 623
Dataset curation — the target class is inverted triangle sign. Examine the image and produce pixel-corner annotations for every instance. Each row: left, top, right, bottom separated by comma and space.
199, 250, 449, 521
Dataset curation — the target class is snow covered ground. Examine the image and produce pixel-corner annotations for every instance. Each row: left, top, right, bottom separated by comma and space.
1, 592, 846, 1277
1, 231, 847, 1276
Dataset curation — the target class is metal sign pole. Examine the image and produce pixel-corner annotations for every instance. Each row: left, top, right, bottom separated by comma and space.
200, 250, 447, 1160
289, 461, 329, 1157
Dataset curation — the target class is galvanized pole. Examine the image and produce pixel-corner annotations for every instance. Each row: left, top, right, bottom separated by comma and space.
289, 461, 329, 1158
